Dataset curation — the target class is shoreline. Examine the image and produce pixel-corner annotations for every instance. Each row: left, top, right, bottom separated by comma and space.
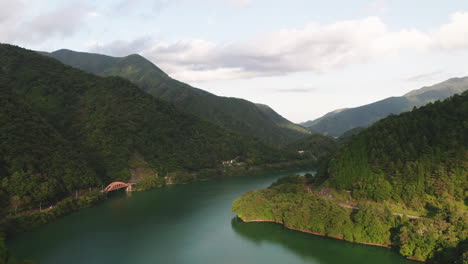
3, 163, 314, 238
238, 216, 425, 262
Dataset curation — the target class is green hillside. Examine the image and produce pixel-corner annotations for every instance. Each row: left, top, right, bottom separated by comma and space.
314, 91, 468, 261
318, 91, 467, 202
286, 134, 338, 162
302, 77, 468, 137
0, 44, 284, 212
234, 92, 467, 262
42, 49, 310, 145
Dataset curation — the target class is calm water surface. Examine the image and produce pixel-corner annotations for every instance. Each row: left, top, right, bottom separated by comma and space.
10, 171, 415, 264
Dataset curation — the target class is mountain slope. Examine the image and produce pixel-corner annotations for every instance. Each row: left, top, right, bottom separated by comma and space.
233, 91, 467, 262
302, 77, 468, 137
286, 134, 338, 161
0, 44, 283, 210
42, 49, 310, 145
300, 108, 348, 127
313, 91, 468, 261
317, 91, 468, 201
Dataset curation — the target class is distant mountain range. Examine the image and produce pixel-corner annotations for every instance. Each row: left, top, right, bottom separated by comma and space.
41, 49, 310, 145
301, 77, 468, 137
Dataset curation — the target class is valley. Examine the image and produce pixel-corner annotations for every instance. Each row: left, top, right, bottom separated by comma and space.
0, 9, 467, 262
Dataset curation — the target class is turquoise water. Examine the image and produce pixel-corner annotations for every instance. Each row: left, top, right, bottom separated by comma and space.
9, 171, 414, 264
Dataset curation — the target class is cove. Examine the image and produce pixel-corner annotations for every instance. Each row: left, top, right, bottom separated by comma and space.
9, 171, 415, 264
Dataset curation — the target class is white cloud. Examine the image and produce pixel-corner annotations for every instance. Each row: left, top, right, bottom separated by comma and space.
0, 0, 29, 43
433, 12, 468, 50
87, 12, 468, 82
0, 0, 27, 23
0, 2, 91, 44
24, 4, 90, 42
141, 17, 434, 81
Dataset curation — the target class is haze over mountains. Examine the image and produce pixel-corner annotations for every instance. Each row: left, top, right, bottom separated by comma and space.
41, 49, 310, 146
301, 77, 468, 137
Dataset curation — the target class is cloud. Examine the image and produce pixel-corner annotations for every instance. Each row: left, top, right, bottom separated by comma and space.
87, 12, 468, 82
23, 4, 90, 42
433, 12, 468, 50
0, 0, 27, 23
141, 17, 432, 81
0, 2, 92, 44
0, 0, 29, 42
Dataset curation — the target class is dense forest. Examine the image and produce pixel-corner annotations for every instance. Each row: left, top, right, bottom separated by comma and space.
285, 134, 338, 163
42, 49, 310, 145
316, 91, 467, 203
233, 174, 467, 263
0, 44, 289, 214
234, 92, 467, 263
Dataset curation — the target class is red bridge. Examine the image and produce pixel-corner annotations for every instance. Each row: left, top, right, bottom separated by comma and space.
103, 182, 133, 192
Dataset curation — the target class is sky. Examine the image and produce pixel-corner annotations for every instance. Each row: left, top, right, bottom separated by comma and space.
1, 0, 468, 122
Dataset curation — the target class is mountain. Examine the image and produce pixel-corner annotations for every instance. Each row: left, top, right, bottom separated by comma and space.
255, 104, 309, 134
301, 77, 468, 137
0, 44, 284, 211
41, 49, 310, 145
233, 91, 467, 262
300, 108, 348, 127
285, 134, 338, 162
317, 90, 467, 201
314, 90, 468, 261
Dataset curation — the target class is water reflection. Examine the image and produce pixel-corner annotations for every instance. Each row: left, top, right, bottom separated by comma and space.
231, 217, 415, 264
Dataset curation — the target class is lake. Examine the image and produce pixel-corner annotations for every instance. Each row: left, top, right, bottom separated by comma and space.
9, 171, 415, 264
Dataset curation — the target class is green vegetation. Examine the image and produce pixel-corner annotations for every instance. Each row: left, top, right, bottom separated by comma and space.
1, 191, 104, 237
233, 175, 468, 262
234, 92, 468, 262
302, 77, 468, 137
0, 235, 7, 264
338, 127, 365, 142
318, 91, 467, 203
285, 134, 338, 162
134, 173, 165, 190
0, 44, 291, 219
42, 49, 310, 145
233, 175, 397, 245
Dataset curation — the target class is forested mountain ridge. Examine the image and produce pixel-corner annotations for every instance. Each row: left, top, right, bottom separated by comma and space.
301, 77, 468, 137
41, 49, 310, 145
285, 134, 338, 162
0, 44, 285, 211
234, 91, 467, 263
317, 91, 467, 202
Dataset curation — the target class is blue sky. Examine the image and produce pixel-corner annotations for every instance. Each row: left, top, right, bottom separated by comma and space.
1, 0, 468, 122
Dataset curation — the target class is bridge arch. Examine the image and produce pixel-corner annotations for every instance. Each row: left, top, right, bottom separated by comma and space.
104, 182, 132, 192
